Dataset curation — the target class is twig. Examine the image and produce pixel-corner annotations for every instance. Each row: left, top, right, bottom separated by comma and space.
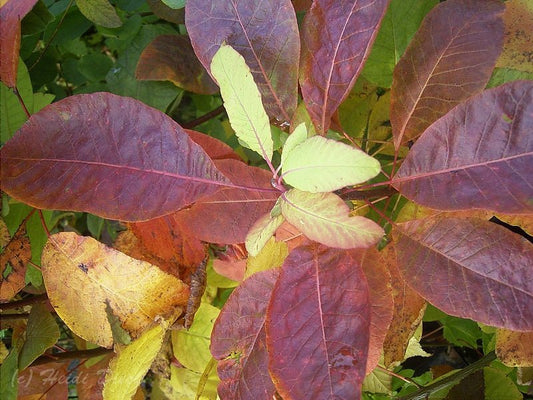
0, 294, 48, 310
0, 313, 30, 320
338, 186, 397, 201
30, 347, 114, 367
181, 105, 225, 129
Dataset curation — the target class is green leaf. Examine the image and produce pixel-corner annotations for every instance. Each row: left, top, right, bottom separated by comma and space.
281, 136, 381, 192
161, 0, 186, 9
76, 0, 122, 28
281, 123, 308, 166
362, 365, 393, 394
169, 364, 220, 400
105, 301, 132, 346
487, 67, 533, 88
210, 44, 273, 162
245, 212, 285, 257
0, 347, 18, 400
484, 367, 523, 400
280, 189, 384, 249
18, 303, 60, 370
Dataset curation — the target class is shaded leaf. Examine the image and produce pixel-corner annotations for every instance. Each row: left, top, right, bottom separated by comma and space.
393, 81, 533, 214
299, 0, 389, 133
211, 268, 279, 399
212, 243, 247, 283
396, 217, 533, 330
146, 0, 184, 24
0, 347, 18, 400
17, 362, 69, 400
280, 189, 384, 249
76, 354, 112, 400
136, 35, 218, 95
245, 212, 285, 257
0, 221, 30, 301
185, 129, 241, 161
168, 365, 219, 400
281, 136, 381, 192
0, 92, 231, 221
390, 0, 505, 149
362, 367, 392, 394
484, 367, 524, 400
76, 0, 122, 28
42, 232, 189, 348
496, 329, 533, 367
267, 244, 370, 399
211, 44, 273, 162
185, 0, 299, 123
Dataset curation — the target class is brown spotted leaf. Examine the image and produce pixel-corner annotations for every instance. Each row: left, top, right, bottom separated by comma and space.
0, 221, 31, 301
496, 329, 533, 367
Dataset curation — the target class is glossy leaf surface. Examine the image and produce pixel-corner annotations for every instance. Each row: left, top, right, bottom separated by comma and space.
0, 92, 230, 221
280, 189, 384, 249
211, 269, 279, 399
390, 0, 504, 148
267, 244, 370, 399
396, 217, 533, 331
299, 0, 389, 133
186, 0, 299, 123
393, 81, 533, 214
136, 35, 218, 94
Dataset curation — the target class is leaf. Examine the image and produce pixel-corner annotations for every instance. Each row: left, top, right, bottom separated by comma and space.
76, 0, 122, 28
161, 0, 185, 9
211, 268, 279, 399
245, 212, 285, 257
484, 367, 524, 400
362, 366, 393, 394
496, 329, 533, 367
393, 81, 533, 214
212, 243, 247, 283
210, 45, 273, 162
299, 0, 389, 133
396, 217, 533, 331
136, 35, 218, 95
0, 347, 18, 400
18, 303, 60, 370
0, 0, 39, 87
390, 0, 505, 149
281, 136, 381, 192
0, 221, 30, 301
168, 365, 220, 400
280, 189, 384, 249
103, 323, 167, 400
246, 237, 288, 279
17, 362, 70, 399
106, 302, 132, 346
76, 354, 112, 400
41, 232, 189, 348
281, 123, 308, 166
0, 92, 231, 221
267, 244, 370, 399
185, 0, 299, 123
185, 129, 241, 161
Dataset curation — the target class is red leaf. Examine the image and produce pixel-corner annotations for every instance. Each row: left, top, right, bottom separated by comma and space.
211, 268, 279, 400
136, 35, 218, 95
185, 0, 299, 124
0, 0, 38, 87
267, 244, 370, 399
0, 92, 231, 221
185, 129, 241, 161
396, 217, 533, 331
178, 159, 279, 244
393, 81, 533, 214
299, 0, 389, 133
390, 0, 505, 148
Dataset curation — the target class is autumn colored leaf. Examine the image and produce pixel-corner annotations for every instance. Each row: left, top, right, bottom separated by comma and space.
246, 238, 288, 279
280, 189, 384, 249
136, 35, 218, 95
393, 81, 533, 214
185, 129, 241, 161
0, 221, 30, 301
496, 329, 533, 367
390, 0, 505, 149
267, 244, 370, 399
185, 0, 299, 123
76, 354, 112, 400
41, 232, 189, 348
212, 243, 247, 282
0, 0, 39, 87
396, 217, 533, 331
76, 0, 122, 28
299, 0, 389, 133
0, 92, 231, 221
17, 362, 69, 400
211, 268, 279, 400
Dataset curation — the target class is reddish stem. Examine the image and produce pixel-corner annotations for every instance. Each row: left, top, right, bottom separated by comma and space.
38, 210, 51, 237
13, 87, 31, 119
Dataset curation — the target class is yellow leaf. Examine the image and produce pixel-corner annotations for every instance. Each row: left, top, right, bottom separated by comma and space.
246, 237, 288, 279
496, 329, 533, 367
41, 232, 189, 348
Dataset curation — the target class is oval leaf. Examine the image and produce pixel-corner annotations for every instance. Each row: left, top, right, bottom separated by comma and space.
281, 136, 381, 192
210, 45, 273, 162
245, 212, 285, 257
76, 0, 122, 28
393, 81, 533, 214
267, 244, 370, 399
41, 232, 189, 348
281, 123, 308, 166
390, 0, 505, 148
299, 0, 389, 133
211, 268, 280, 400
280, 189, 384, 249
185, 0, 299, 123
396, 217, 533, 331
0, 92, 230, 221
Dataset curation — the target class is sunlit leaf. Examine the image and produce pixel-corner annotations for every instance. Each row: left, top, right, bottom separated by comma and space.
281, 123, 307, 166
169, 365, 219, 400
41, 232, 189, 348
280, 189, 384, 249
76, 0, 122, 28
245, 212, 285, 257
245, 238, 288, 279
496, 329, 533, 367
210, 44, 273, 162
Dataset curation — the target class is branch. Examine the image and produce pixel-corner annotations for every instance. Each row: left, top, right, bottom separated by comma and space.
0, 294, 48, 310
337, 185, 398, 201
30, 347, 114, 367
181, 105, 226, 129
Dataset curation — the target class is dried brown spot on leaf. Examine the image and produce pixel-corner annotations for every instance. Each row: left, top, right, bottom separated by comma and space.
0, 221, 31, 301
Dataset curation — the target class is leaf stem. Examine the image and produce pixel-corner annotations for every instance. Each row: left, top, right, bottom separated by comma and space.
0, 294, 48, 310
30, 347, 113, 367
13, 87, 31, 119
181, 105, 226, 129
38, 210, 51, 237
337, 186, 397, 201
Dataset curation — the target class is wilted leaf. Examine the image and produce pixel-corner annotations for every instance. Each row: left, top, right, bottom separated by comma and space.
103, 323, 167, 400
211, 268, 279, 399
390, 0, 505, 148
396, 217, 533, 331
42, 232, 189, 348
0, 92, 231, 221
186, 0, 299, 123
393, 80, 533, 214
299, 0, 389, 133
0, 221, 30, 301
280, 189, 384, 249
267, 244, 370, 399
281, 136, 381, 192
210, 45, 273, 162
245, 213, 285, 257
496, 329, 533, 367
136, 35, 218, 94
76, 0, 122, 28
